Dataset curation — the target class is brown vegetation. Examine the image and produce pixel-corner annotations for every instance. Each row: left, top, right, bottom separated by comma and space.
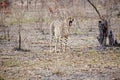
0, 0, 120, 80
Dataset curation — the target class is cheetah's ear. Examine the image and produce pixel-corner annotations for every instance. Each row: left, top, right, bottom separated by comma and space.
67, 17, 72, 21
72, 18, 74, 22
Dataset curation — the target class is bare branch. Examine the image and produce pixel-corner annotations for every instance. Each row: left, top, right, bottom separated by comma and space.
87, 0, 103, 20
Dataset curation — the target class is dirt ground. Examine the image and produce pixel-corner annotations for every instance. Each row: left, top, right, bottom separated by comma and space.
0, 17, 120, 80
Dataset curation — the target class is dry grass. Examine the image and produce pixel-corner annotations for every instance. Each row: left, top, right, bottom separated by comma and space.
2, 60, 20, 67
0, 76, 4, 80
0, 1, 120, 79
0, 47, 120, 80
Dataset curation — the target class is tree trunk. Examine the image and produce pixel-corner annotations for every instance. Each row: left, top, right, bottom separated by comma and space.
87, 0, 110, 46
26, 0, 28, 10
18, 25, 21, 50
7, 27, 10, 41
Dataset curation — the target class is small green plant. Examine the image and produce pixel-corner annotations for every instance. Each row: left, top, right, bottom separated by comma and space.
0, 0, 4, 3
52, 70, 64, 76
0, 36, 7, 40
2, 60, 21, 67
72, 29, 82, 35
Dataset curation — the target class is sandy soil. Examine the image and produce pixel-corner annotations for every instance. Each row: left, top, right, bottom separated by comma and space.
0, 19, 120, 80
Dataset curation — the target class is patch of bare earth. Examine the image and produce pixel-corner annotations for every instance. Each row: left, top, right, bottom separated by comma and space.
0, 19, 120, 80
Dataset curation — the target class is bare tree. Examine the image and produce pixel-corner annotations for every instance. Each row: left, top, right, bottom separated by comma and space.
11, 2, 25, 50
87, 0, 113, 46
0, 0, 10, 41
